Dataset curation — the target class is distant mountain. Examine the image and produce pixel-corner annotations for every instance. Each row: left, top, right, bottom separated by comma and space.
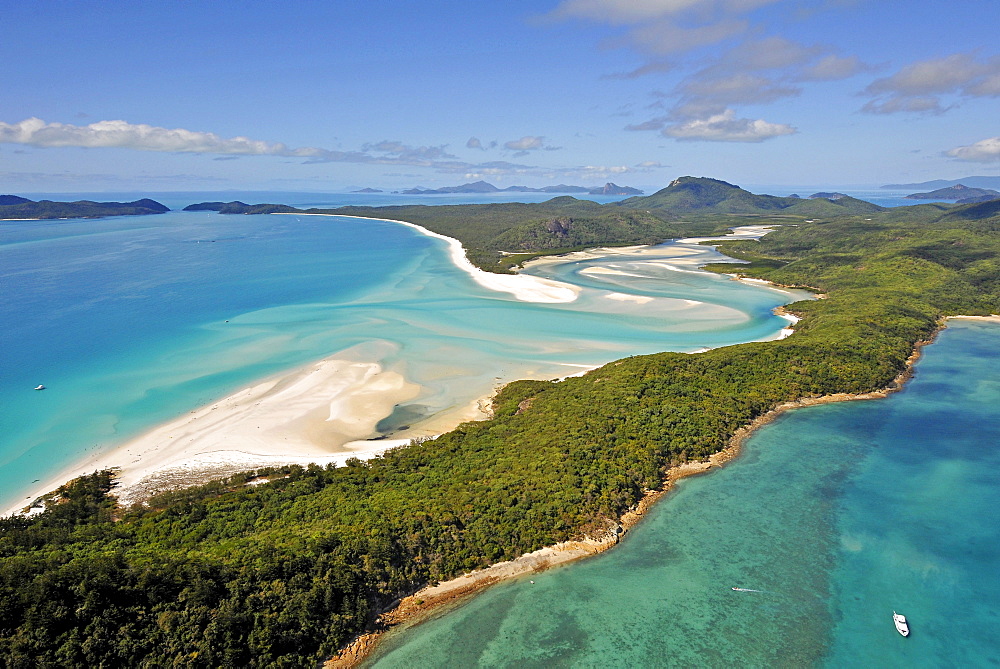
183, 201, 300, 214
538, 184, 590, 193
401, 181, 500, 194
618, 176, 884, 216
0, 194, 33, 206
0, 197, 169, 219
589, 182, 643, 195
905, 184, 1000, 202
398, 181, 639, 195
882, 176, 1000, 190
352, 188, 383, 193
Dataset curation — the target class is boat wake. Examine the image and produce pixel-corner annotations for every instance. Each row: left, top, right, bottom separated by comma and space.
731, 587, 764, 593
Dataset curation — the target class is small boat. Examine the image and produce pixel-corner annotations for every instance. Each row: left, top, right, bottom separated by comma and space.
893, 611, 909, 637
34, 384, 45, 391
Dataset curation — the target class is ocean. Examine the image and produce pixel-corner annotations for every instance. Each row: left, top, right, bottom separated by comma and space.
1, 193, 805, 512
366, 321, 1000, 667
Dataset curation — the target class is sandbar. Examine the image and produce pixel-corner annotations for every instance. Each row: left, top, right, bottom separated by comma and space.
5, 223, 797, 515
279, 213, 581, 304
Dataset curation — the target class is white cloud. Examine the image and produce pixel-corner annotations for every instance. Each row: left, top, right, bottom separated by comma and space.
0, 117, 645, 186
627, 18, 748, 55
549, 0, 781, 26
678, 72, 801, 106
504, 136, 546, 151
861, 52, 1000, 114
0, 117, 472, 169
663, 109, 796, 141
626, 117, 670, 131
603, 60, 676, 79
0, 117, 300, 155
861, 95, 944, 115
946, 136, 1000, 163
549, 0, 712, 26
798, 54, 867, 81
725, 36, 819, 71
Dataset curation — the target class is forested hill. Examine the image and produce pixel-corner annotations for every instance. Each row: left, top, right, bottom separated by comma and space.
617, 176, 885, 216
191, 177, 886, 273
3, 194, 1000, 666
0, 197, 169, 219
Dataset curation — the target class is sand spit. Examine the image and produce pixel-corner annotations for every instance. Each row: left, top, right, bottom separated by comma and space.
5, 356, 421, 514
277, 213, 581, 304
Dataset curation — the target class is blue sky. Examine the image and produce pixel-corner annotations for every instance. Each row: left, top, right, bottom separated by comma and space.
1, 0, 998, 192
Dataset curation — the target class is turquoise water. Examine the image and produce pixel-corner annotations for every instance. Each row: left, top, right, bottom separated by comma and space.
368, 321, 1000, 667
1, 206, 802, 511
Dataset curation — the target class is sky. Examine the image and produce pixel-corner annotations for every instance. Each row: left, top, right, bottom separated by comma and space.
1, 0, 999, 193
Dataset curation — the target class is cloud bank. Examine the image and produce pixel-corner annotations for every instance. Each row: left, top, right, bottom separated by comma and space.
862, 52, 1000, 114
0, 117, 654, 184
946, 136, 1000, 163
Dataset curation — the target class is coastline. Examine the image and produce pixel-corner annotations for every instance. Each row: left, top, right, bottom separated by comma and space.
276, 213, 581, 304
5, 218, 798, 516
327, 312, 952, 668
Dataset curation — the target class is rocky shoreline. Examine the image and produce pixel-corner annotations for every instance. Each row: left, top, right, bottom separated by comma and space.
325, 316, 947, 667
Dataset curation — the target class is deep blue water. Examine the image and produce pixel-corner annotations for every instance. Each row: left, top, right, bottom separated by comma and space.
368, 321, 1000, 667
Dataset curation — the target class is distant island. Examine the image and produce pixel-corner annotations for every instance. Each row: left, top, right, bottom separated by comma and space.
398, 180, 642, 196
182, 201, 300, 214
808, 192, 848, 200
352, 188, 383, 193
904, 184, 1000, 204
882, 176, 1000, 190
0, 196, 169, 220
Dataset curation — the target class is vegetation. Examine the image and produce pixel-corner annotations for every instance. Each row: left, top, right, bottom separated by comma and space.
183, 202, 301, 215
0, 198, 169, 219
3, 179, 1000, 666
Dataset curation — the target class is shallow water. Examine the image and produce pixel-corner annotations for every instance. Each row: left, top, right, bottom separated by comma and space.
367, 321, 1000, 668
1, 208, 801, 511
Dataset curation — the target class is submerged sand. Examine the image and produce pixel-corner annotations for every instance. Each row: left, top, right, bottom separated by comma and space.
5, 222, 798, 515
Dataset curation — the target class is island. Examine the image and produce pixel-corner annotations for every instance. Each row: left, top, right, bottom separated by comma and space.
2, 177, 999, 667
351, 188, 384, 193
882, 176, 1000, 190
181, 201, 301, 214
904, 184, 1000, 203
0, 196, 169, 219
397, 180, 639, 195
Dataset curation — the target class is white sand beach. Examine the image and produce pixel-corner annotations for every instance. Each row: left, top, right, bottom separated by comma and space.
283, 214, 581, 304
6, 354, 424, 512
5, 221, 799, 516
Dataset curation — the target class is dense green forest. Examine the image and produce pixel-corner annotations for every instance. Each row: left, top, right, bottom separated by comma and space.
0, 198, 169, 219
3, 180, 1000, 667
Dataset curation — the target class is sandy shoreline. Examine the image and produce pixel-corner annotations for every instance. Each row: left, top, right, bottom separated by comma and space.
279, 213, 581, 304
5, 220, 794, 516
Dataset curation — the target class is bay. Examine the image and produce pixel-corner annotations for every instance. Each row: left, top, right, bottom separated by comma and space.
1, 199, 802, 512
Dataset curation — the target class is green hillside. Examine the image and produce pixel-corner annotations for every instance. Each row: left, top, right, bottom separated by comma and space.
0, 198, 169, 219
618, 176, 885, 216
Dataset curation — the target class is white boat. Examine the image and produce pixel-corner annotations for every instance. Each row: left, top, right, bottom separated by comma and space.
34, 384, 45, 391
893, 611, 909, 637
